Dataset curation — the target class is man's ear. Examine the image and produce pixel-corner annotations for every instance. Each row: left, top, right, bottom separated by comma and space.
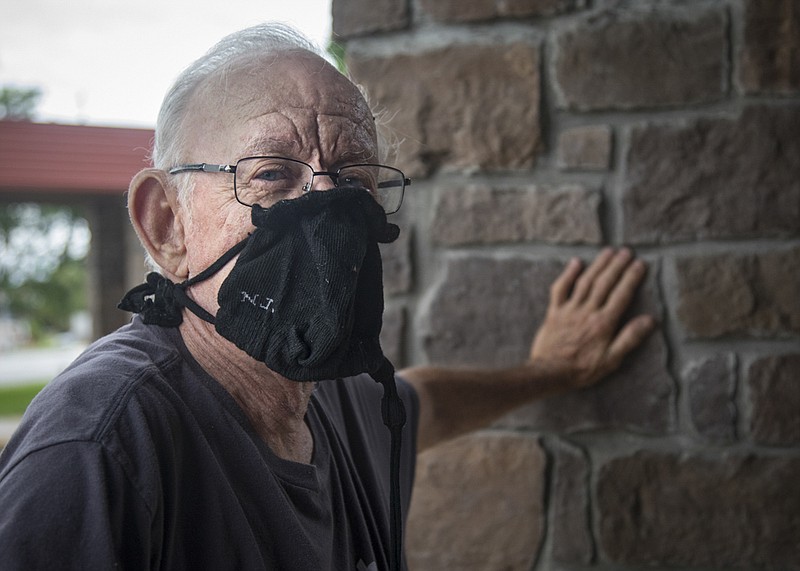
128, 168, 188, 279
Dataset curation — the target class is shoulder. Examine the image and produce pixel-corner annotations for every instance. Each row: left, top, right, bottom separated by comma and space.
0, 318, 185, 474
313, 373, 419, 418
311, 372, 419, 460
0, 437, 153, 567
311, 373, 419, 507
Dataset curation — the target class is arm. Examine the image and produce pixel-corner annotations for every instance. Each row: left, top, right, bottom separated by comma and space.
0, 442, 152, 569
400, 248, 655, 453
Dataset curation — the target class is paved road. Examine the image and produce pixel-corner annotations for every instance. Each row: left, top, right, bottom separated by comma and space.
0, 344, 87, 386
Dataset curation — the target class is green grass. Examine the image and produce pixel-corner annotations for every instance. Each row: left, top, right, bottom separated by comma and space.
0, 382, 48, 416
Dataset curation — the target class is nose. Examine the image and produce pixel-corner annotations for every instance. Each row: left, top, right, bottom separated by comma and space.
308, 171, 338, 192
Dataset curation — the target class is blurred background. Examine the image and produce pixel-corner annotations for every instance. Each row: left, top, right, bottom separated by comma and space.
2, 0, 800, 569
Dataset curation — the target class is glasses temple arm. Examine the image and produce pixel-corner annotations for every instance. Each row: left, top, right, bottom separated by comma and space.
377, 178, 412, 189
169, 163, 235, 175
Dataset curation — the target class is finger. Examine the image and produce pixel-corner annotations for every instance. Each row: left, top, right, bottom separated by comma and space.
571, 247, 615, 303
550, 257, 583, 306
607, 314, 656, 366
588, 248, 634, 308
603, 258, 648, 317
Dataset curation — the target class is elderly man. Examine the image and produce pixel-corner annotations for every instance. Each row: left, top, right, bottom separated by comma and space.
0, 23, 653, 570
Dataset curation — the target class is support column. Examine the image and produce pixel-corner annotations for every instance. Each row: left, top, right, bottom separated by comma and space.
86, 196, 135, 339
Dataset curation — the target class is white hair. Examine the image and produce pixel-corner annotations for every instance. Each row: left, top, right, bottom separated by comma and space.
142, 22, 395, 272
152, 22, 322, 174
142, 24, 322, 271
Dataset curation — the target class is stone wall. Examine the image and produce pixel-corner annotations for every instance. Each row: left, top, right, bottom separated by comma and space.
333, 0, 800, 569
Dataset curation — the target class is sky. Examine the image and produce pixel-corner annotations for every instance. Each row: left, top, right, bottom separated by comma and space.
0, 0, 332, 128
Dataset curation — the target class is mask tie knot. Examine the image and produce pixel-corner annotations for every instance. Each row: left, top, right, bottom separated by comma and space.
118, 237, 249, 326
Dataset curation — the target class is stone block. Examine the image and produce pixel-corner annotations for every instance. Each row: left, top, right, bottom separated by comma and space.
423, 255, 674, 433
380, 221, 413, 295
422, 256, 556, 368
557, 124, 612, 171
431, 183, 603, 246
748, 353, 800, 446
419, 0, 586, 23
554, 8, 725, 110
551, 440, 593, 564
347, 42, 541, 177
405, 432, 546, 571
597, 452, 800, 569
380, 304, 406, 368
738, 0, 800, 94
675, 248, 800, 339
502, 330, 673, 434
331, 0, 409, 38
684, 354, 737, 443
624, 106, 800, 244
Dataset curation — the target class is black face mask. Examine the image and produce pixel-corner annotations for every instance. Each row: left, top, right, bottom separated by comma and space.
119, 187, 407, 570
120, 186, 398, 381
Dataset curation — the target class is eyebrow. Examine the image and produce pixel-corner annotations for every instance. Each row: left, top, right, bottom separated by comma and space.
240, 136, 378, 164
241, 136, 300, 157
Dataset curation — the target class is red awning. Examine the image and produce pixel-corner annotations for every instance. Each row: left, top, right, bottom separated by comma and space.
0, 121, 154, 195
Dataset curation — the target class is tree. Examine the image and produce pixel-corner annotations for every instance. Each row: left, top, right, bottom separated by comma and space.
0, 85, 90, 344
0, 204, 90, 343
327, 41, 347, 74
0, 86, 42, 120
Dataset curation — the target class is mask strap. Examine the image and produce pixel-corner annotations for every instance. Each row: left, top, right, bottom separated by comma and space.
118, 236, 249, 326
372, 358, 407, 571
176, 236, 250, 324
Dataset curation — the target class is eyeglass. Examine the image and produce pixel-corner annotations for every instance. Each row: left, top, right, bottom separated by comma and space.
169, 156, 410, 214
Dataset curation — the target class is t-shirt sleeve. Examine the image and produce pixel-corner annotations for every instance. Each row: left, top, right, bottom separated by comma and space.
0, 440, 152, 570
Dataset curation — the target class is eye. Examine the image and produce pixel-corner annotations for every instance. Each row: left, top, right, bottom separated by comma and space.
234, 157, 313, 207
239, 158, 309, 190
339, 168, 377, 192
253, 165, 291, 182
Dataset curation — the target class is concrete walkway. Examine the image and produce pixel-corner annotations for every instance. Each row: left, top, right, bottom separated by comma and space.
0, 343, 86, 386
0, 417, 22, 448
0, 344, 87, 447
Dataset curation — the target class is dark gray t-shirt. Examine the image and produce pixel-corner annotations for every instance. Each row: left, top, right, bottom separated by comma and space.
0, 317, 418, 570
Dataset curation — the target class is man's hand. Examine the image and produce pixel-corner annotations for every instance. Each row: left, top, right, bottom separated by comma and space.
530, 248, 655, 389
403, 247, 656, 452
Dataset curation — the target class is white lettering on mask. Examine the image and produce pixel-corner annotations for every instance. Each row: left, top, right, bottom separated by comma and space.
240, 291, 275, 313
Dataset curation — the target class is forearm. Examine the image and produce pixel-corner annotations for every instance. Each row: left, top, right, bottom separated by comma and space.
400, 362, 569, 453
402, 248, 655, 454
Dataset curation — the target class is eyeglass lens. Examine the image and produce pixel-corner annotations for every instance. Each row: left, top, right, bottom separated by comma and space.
233, 157, 405, 213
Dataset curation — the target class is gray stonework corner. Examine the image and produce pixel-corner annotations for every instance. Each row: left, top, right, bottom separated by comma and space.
336, 0, 800, 568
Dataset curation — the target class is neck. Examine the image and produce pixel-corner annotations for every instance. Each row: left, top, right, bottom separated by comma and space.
180, 312, 315, 464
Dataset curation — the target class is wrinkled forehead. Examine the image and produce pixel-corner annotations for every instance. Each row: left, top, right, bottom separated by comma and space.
183, 51, 376, 161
